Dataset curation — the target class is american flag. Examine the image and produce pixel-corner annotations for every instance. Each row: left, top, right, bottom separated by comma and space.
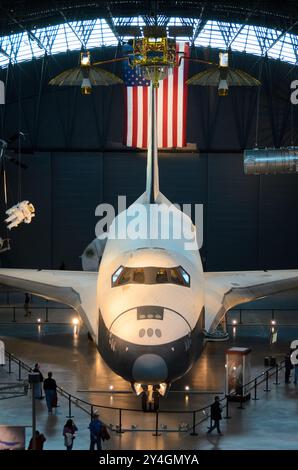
123, 42, 190, 149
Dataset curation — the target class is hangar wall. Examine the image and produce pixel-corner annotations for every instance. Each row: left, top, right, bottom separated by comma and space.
0, 49, 298, 271
1, 151, 298, 272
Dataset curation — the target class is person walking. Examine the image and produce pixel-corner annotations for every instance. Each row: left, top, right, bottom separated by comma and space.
43, 372, 57, 414
63, 419, 78, 451
33, 363, 44, 399
207, 396, 223, 435
28, 430, 46, 450
24, 293, 31, 317
88, 411, 103, 451
285, 352, 293, 384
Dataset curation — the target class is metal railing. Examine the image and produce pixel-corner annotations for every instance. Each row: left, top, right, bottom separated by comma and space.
228, 308, 298, 326
3, 350, 285, 436
0, 304, 73, 323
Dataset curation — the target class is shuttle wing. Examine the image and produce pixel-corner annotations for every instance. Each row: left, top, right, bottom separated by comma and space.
0, 269, 98, 340
204, 270, 298, 332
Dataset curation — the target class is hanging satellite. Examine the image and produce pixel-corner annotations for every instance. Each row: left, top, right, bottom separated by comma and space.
49, 51, 123, 94
187, 51, 260, 96
49, 32, 260, 96
129, 26, 177, 88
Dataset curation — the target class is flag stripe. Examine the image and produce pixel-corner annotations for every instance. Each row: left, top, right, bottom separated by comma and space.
126, 87, 133, 147
157, 80, 163, 147
124, 42, 189, 149
162, 77, 168, 148
167, 70, 173, 148
183, 43, 190, 148
172, 59, 178, 148
132, 87, 138, 148
177, 42, 185, 147
142, 86, 148, 148
137, 87, 143, 148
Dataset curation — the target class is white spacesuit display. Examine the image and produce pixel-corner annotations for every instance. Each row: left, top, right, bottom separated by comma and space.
4, 200, 35, 230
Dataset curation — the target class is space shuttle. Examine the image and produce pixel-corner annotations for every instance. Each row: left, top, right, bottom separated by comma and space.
1, 84, 298, 404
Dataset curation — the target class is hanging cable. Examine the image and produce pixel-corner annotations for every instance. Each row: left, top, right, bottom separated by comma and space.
254, 58, 264, 148
17, 68, 22, 202
290, 69, 294, 147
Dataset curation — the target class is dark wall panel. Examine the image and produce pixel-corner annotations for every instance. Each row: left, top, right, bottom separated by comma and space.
51, 152, 103, 269
1, 151, 298, 272
259, 175, 298, 269
1, 152, 52, 269
103, 152, 146, 208
207, 153, 259, 271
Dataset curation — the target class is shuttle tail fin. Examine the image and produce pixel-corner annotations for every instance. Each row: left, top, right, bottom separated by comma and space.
145, 84, 160, 203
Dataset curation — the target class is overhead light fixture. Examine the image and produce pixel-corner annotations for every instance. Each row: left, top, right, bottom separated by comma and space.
80, 51, 91, 67
219, 52, 229, 68
81, 77, 92, 95
218, 77, 228, 97
271, 320, 276, 326
232, 319, 238, 325
72, 318, 79, 326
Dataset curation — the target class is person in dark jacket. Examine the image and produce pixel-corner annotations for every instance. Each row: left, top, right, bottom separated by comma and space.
24, 293, 31, 317
285, 352, 293, 384
33, 363, 44, 399
88, 411, 103, 451
28, 430, 46, 450
207, 396, 222, 435
43, 372, 57, 414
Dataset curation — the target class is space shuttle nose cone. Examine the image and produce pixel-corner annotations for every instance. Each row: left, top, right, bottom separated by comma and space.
132, 354, 168, 383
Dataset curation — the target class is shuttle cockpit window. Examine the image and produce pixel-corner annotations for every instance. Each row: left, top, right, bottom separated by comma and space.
156, 268, 168, 283
133, 268, 145, 283
112, 266, 190, 287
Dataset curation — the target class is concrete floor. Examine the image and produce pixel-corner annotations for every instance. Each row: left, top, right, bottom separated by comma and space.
0, 293, 298, 450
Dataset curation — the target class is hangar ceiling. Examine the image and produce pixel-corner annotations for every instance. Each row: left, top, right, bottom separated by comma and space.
0, 1, 298, 67
1, 1, 298, 36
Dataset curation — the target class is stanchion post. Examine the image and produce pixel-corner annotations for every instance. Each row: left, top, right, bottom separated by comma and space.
152, 411, 161, 436
190, 411, 198, 436
18, 360, 22, 381
12, 307, 16, 322
264, 370, 270, 392
252, 378, 259, 400
117, 409, 124, 434
67, 395, 74, 418
224, 396, 231, 419
274, 363, 280, 385
45, 304, 49, 323
8, 353, 12, 374
238, 387, 245, 409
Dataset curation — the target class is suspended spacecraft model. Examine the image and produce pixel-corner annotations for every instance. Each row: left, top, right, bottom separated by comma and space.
49, 51, 123, 94
49, 28, 260, 96
186, 51, 261, 96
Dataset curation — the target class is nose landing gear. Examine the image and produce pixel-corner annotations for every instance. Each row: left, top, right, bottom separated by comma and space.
131, 382, 170, 411
141, 385, 160, 412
